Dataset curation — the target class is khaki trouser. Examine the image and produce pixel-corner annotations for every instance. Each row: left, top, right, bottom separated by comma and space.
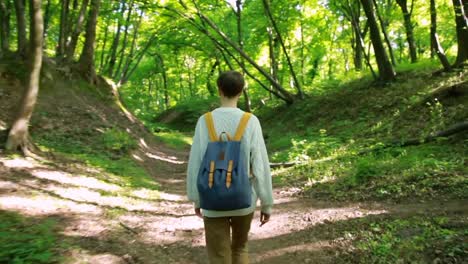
203, 212, 254, 264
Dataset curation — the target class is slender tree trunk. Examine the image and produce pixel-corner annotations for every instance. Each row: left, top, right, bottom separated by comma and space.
42, 0, 51, 47
396, 0, 417, 63
352, 20, 363, 71
106, 0, 126, 76
114, 0, 134, 79
206, 60, 218, 96
373, 0, 396, 66
173, 2, 295, 103
452, 0, 468, 66
119, 10, 142, 83
262, 0, 304, 99
14, 0, 27, 57
78, 0, 100, 84
0, 0, 10, 52
267, 27, 279, 99
56, 0, 70, 59
98, 16, 110, 72
235, 0, 251, 112
6, 0, 43, 154
120, 34, 156, 84
430, 0, 451, 71
65, 0, 89, 60
360, 0, 395, 82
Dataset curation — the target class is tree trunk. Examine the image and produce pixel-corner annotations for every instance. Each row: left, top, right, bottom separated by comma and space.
14, 0, 27, 57
98, 19, 109, 73
396, 0, 417, 63
42, 0, 51, 47
172, 2, 295, 103
106, 0, 126, 76
452, 0, 468, 66
56, 0, 70, 59
65, 0, 89, 60
360, 0, 395, 82
0, 0, 11, 52
119, 10, 143, 83
114, 0, 134, 79
262, 0, 304, 99
78, 0, 100, 84
430, 0, 451, 71
6, 0, 43, 154
206, 60, 218, 96
235, 0, 251, 112
373, 0, 396, 66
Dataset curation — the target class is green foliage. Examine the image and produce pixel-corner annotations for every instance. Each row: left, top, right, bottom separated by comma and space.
100, 127, 137, 153
264, 66, 467, 200
353, 216, 467, 263
0, 211, 62, 263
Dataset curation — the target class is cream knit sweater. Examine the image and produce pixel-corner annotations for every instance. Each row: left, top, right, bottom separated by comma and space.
186, 107, 274, 217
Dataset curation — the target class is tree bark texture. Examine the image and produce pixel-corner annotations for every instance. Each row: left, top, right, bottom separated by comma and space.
360, 0, 395, 82
396, 0, 418, 63
78, 0, 100, 84
235, 0, 251, 112
6, 0, 43, 153
373, 0, 396, 66
452, 0, 468, 66
430, 0, 451, 71
14, 0, 27, 57
65, 0, 90, 60
114, 0, 134, 79
0, 0, 11, 52
106, 0, 126, 76
56, 0, 70, 58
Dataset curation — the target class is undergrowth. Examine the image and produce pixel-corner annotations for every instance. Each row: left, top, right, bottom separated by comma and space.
0, 211, 63, 263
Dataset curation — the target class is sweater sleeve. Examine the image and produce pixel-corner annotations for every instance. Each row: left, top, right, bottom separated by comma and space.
250, 117, 274, 214
186, 117, 204, 208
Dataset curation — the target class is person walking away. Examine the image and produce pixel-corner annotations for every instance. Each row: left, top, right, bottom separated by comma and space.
186, 71, 274, 264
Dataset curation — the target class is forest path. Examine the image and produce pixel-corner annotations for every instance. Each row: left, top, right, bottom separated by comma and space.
0, 141, 467, 264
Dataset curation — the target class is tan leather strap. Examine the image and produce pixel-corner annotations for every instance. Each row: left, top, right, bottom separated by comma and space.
226, 160, 234, 188
205, 112, 218, 142
234, 113, 252, 141
208, 161, 215, 188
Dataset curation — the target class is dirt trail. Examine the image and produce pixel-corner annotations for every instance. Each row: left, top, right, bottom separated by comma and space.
1, 140, 467, 264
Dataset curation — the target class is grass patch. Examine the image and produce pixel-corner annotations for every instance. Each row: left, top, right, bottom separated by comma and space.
154, 131, 192, 150
0, 211, 63, 263
347, 216, 467, 263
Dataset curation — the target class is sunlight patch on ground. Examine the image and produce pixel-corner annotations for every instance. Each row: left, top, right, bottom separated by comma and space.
32, 169, 122, 192
1, 157, 37, 168
251, 241, 332, 263
62, 216, 110, 237
120, 214, 205, 245
0, 195, 102, 216
131, 188, 160, 200
249, 205, 387, 240
0, 180, 19, 190
145, 152, 186, 164
68, 249, 124, 264
157, 191, 186, 202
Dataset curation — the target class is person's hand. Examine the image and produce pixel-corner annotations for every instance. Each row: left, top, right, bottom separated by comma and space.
195, 207, 202, 218
259, 212, 270, 227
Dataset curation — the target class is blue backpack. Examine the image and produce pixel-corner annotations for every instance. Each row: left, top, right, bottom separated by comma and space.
197, 112, 252, 211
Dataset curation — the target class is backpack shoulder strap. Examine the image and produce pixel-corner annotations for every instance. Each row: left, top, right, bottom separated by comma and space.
204, 112, 218, 142
234, 112, 252, 141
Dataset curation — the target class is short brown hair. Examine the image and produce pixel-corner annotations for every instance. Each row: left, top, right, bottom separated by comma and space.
217, 71, 244, 98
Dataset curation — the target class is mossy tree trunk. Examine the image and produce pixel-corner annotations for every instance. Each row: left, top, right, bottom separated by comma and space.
6, 0, 43, 154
